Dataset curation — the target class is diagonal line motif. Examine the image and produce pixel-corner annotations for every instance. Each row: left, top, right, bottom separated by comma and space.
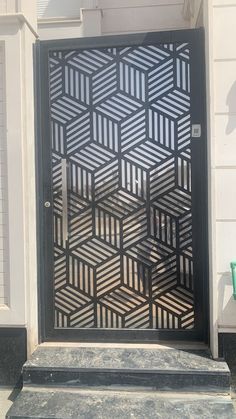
49, 42, 195, 331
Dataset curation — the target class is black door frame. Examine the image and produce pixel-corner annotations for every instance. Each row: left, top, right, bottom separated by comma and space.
35, 28, 209, 343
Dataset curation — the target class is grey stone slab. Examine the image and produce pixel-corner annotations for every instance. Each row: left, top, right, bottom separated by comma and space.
25, 347, 229, 373
22, 347, 230, 392
6, 389, 236, 419
219, 333, 236, 393
0, 388, 13, 419
23, 369, 230, 393
0, 328, 26, 386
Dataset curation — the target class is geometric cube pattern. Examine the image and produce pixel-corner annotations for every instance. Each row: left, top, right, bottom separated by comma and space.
49, 41, 195, 330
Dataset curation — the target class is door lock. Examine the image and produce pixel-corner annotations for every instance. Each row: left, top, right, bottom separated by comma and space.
191, 124, 201, 138
44, 201, 51, 208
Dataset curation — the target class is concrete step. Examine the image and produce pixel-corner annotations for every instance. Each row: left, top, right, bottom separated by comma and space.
22, 345, 230, 393
6, 388, 236, 419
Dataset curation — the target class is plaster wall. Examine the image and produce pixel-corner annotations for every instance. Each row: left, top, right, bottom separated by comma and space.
100, 0, 188, 35
37, 0, 82, 19
212, 0, 236, 332
201, 0, 236, 358
0, 0, 17, 14
0, 43, 9, 308
0, 3, 38, 354
37, 0, 189, 40
2, 0, 236, 359
0, 24, 25, 326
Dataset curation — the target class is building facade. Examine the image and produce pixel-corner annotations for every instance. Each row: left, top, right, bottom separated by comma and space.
0, 0, 235, 383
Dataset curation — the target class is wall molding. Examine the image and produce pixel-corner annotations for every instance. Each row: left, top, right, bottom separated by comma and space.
0, 13, 39, 38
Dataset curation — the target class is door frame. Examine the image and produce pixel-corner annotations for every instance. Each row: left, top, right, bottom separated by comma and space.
35, 28, 209, 343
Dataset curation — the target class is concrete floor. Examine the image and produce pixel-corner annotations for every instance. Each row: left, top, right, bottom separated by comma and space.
0, 388, 12, 418
1, 386, 236, 418
0, 387, 21, 419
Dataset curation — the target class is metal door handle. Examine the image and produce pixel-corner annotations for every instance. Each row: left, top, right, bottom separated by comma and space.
61, 158, 68, 247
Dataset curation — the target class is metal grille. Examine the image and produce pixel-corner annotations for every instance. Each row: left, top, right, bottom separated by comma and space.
49, 42, 195, 330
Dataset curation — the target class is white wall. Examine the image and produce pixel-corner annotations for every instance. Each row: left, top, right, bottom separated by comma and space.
20, 0, 37, 30
0, 22, 26, 326
0, 4, 38, 354
37, 0, 82, 19
0, 0, 17, 14
0, 44, 9, 308
2, 0, 234, 357
202, 0, 236, 357
100, 0, 188, 35
212, 0, 236, 332
37, 0, 189, 40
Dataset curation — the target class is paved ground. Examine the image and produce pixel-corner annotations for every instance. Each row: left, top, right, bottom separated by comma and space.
1, 340, 236, 418
0, 388, 12, 418
0, 387, 21, 418
1, 386, 236, 418
223, 335, 236, 394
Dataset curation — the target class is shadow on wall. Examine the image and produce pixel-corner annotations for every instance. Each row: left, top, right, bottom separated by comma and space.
218, 272, 236, 328
226, 80, 236, 134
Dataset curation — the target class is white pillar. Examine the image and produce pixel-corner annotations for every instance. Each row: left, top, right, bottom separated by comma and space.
0, 1, 38, 354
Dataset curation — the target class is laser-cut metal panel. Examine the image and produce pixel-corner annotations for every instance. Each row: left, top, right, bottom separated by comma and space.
49, 42, 195, 331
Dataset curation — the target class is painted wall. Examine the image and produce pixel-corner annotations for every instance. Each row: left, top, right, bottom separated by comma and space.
0, 0, 18, 14
201, 0, 236, 357
100, 0, 188, 35
0, 3, 38, 354
0, 44, 9, 307
0, 22, 25, 326
37, 0, 189, 40
2, 0, 236, 357
0, 0, 37, 29
37, 0, 82, 19
212, 0, 236, 332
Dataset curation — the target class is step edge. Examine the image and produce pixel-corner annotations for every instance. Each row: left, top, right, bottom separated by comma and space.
22, 366, 230, 375
22, 383, 231, 395
12, 387, 234, 398
6, 389, 235, 419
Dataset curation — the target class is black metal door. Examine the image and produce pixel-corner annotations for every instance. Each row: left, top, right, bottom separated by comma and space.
37, 29, 208, 342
